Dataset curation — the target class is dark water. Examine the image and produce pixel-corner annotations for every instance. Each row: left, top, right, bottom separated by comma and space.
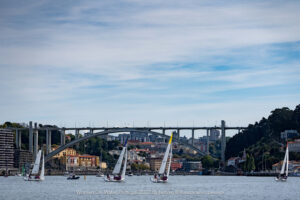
1, 175, 299, 200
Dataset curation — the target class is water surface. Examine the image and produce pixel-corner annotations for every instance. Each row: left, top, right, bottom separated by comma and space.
1, 176, 299, 200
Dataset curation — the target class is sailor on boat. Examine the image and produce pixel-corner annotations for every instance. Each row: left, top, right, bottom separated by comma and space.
151, 133, 173, 183
24, 150, 45, 181
275, 143, 289, 182
104, 140, 128, 182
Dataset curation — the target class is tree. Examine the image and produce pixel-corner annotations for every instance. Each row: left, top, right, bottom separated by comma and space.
201, 155, 214, 169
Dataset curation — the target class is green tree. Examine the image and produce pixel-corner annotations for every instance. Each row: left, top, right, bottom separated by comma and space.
201, 155, 214, 169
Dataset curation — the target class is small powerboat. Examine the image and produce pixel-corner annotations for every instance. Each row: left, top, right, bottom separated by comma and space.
67, 174, 80, 180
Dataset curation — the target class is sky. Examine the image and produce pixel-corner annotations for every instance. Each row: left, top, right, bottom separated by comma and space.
0, 0, 300, 136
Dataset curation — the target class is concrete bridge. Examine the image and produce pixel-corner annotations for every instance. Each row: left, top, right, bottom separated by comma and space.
10, 120, 247, 165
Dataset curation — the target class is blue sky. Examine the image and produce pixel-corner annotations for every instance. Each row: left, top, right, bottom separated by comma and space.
0, 0, 300, 136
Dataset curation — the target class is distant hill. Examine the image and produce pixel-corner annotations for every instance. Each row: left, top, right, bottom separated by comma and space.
226, 104, 300, 170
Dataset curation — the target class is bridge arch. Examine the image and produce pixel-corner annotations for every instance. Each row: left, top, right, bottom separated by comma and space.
45, 128, 206, 162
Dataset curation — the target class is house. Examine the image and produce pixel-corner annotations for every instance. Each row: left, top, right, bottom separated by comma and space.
227, 157, 240, 167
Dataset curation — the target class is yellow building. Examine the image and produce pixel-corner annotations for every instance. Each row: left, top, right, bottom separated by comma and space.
100, 162, 107, 169
52, 147, 77, 158
78, 154, 100, 167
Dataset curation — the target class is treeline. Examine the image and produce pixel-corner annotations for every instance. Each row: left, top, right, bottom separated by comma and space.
226, 104, 300, 170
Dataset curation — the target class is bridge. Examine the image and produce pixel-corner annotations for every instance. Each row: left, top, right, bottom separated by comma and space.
10, 120, 247, 165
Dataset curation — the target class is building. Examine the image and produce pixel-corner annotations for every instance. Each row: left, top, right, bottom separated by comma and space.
182, 161, 202, 172
171, 158, 183, 171
288, 140, 300, 152
14, 149, 33, 169
227, 157, 240, 167
149, 158, 162, 171
51, 147, 100, 170
78, 154, 100, 167
52, 147, 77, 158
129, 131, 150, 142
0, 129, 14, 173
128, 148, 149, 164
272, 160, 300, 172
281, 130, 299, 140
210, 129, 220, 141
99, 162, 107, 169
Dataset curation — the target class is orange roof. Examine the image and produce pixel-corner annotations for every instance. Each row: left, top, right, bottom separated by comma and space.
140, 142, 153, 145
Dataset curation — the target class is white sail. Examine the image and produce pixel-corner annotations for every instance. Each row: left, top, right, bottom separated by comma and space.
166, 146, 172, 177
121, 148, 128, 178
32, 150, 42, 174
112, 147, 126, 174
280, 146, 288, 175
159, 134, 173, 175
286, 146, 289, 177
40, 153, 45, 180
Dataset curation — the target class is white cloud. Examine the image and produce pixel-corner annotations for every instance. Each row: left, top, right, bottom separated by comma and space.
0, 0, 300, 128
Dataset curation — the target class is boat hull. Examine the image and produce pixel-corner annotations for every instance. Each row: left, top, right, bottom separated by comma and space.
104, 177, 125, 182
150, 177, 168, 183
275, 177, 287, 182
67, 176, 80, 180
24, 177, 43, 181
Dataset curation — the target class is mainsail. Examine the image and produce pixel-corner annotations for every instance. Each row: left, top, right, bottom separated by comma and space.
280, 146, 289, 175
112, 147, 126, 174
40, 154, 45, 180
286, 146, 289, 176
121, 148, 128, 178
32, 150, 42, 174
166, 146, 172, 177
159, 133, 173, 175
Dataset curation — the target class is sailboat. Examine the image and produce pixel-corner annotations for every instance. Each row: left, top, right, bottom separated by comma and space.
104, 142, 128, 182
151, 133, 173, 183
275, 144, 289, 182
24, 150, 45, 181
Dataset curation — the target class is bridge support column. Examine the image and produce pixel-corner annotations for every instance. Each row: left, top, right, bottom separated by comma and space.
192, 129, 194, 146
221, 120, 226, 168
90, 129, 93, 135
206, 129, 210, 155
61, 129, 65, 146
75, 129, 79, 149
162, 129, 165, 135
33, 123, 38, 160
29, 121, 33, 153
46, 129, 52, 154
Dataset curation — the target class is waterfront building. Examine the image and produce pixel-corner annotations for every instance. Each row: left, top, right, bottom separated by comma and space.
227, 157, 240, 167
14, 149, 33, 169
52, 146, 77, 158
0, 129, 14, 173
182, 161, 202, 172
78, 154, 99, 167
171, 158, 183, 171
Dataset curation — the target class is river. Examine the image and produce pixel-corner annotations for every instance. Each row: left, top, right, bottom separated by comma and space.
1, 175, 299, 200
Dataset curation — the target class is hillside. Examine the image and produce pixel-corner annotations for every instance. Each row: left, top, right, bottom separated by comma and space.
226, 104, 300, 170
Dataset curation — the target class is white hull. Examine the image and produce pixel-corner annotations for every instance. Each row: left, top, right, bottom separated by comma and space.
150, 177, 168, 183
275, 177, 287, 182
24, 176, 44, 181
104, 177, 125, 182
